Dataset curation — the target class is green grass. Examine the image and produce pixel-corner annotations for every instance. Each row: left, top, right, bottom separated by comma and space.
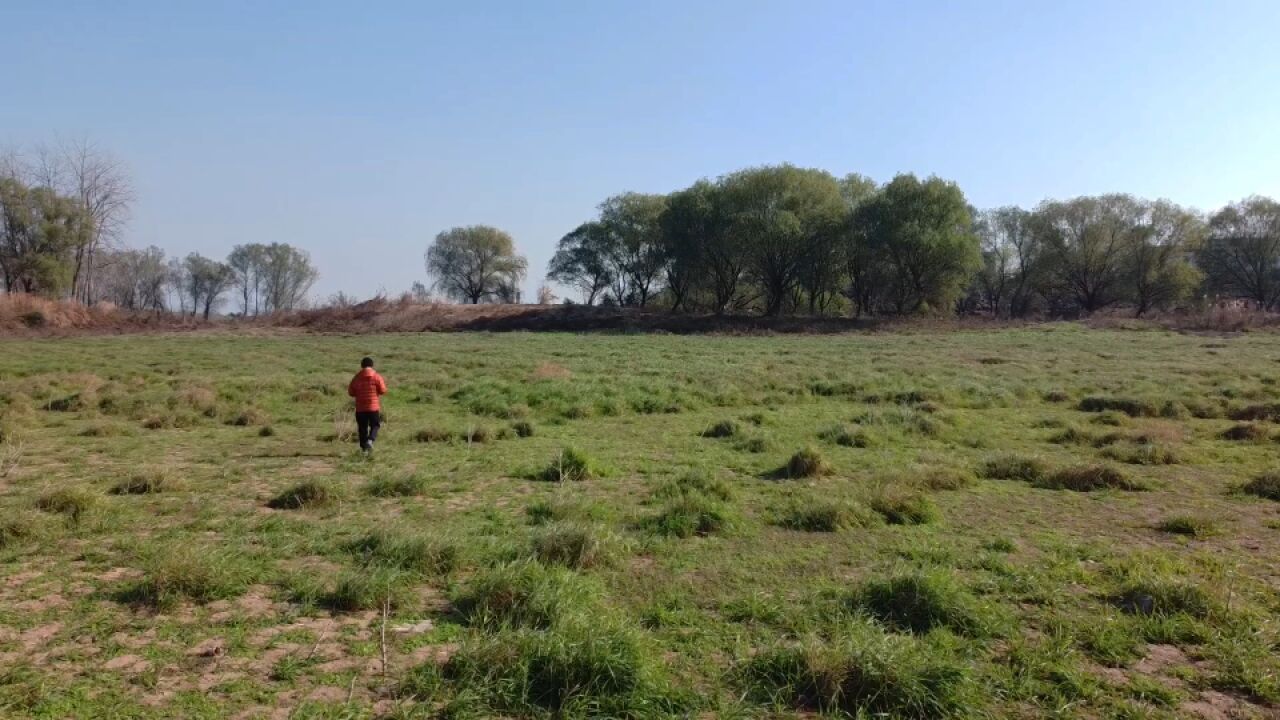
1, 326, 1279, 717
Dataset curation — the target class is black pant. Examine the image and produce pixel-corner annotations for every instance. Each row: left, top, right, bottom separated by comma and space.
356, 411, 381, 448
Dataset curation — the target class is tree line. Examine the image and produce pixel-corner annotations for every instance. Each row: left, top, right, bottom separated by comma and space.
2, 143, 318, 318
529, 165, 1280, 317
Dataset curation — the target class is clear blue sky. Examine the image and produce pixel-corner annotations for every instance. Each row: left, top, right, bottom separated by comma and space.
5, 1, 1279, 302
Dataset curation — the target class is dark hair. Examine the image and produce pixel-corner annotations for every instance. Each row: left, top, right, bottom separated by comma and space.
361, 357, 374, 368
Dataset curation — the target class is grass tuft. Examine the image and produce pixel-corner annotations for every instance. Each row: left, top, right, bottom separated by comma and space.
700, 419, 740, 438
344, 529, 459, 575
868, 488, 938, 525
118, 547, 253, 610
775, 497, 879, 532
34, 487, 97, 524
365, 472, 429, 497
530, 522, 616, 569
778, 445, 831, 479
110, 468, 169, 495
453, 561, 598, 630
538, 447, 598, 482
1219, 423, 1269, 442
1155, 515, 1219, 538
852, 571, 993, 636
1242, 472, 1280, 501
1078, 397, 1158, 418
267, 480, 339, 509
978, 454, 1046, 483
642, 493, 736, 538
1036, 465, 1146, 492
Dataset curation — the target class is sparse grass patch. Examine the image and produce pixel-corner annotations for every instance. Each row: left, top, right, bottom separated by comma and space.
322, 567, 411, 612
653, 469, 733, 502
267, 480, 340, 509
1036, 465, 1145, 492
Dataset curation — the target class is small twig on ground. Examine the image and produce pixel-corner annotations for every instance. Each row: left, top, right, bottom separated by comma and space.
380, 596, 390, 682
306, 629, 327, 660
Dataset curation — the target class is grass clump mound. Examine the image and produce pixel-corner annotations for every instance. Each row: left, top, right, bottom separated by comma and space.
1219, 423, 1269, 442
653, 469, 733, 502
739, 623, 973, 719
365, 472, 429, 497
322, 567, 411, 612
1100, 441, 1181, 466
530, 522, 616, 569
538, 447, 599, 482
700, 419, 740, 438
916, 468, 975, 491
407, 620, 681, 717
868, 488, 938, 525
1155, 516, 1219, 538
774, 497, 878, 532
1112, 579, 1218, 619
852, 571, 994, 636
119, 547, 254, 610
511, 420, 535, 438
34, 487, 97, 524
413, 427, 454, 443
778, 445, 831, 479
642, 493, 736, 538
819, 424, 874, 448
978, 454, 1046, 483
1036, 465, 1145, 492
1078, 397, 1158, 418
267, 480, 339, 509
1229, 402, 1280, 422
344, 529, 459, 575
453, 561, 599, 630
1242, 472, 1280, 501
110, 468, 169, 495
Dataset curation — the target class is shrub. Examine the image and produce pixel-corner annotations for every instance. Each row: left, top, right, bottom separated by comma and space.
34, 487, 97, 524
700, 419, 739, 438
642, 494, 735, 538
653, 469, 733, 502
120, 547, 253, 610
110, 469, 169, 495
267, 480, 339, 509
868, 489, 938, 525
1036, 465, 1145, 492
1155, 516, 1219, 538
323, 567, 411, 612
1219, 423, 1269, 442
530, 523, 615, 569
366, 472, 429, 497
779, 446, 831, 479
452, 562, 598, 630
1242, 472, 1280, 501
1078, 397, 1158, 417
852, 572, 992, 636
775, 498, 879, 532
978, 454, 1046, 483
344, 529, 459, 575
739, 623, 972, 718
538, 447, 598, 482
1112, 580, 1218, 619
511, 420, 535, 438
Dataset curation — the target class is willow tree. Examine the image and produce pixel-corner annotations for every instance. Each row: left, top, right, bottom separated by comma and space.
426, 225, 527, 304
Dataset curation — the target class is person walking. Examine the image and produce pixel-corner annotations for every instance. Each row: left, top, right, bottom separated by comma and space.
347, 356, 387, 452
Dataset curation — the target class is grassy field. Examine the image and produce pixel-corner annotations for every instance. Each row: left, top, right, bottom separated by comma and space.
1, 326, 1278, 719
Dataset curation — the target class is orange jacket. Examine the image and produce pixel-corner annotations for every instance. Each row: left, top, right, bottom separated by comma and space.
348, 368, 387, 412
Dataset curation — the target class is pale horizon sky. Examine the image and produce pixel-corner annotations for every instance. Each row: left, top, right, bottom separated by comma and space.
4, 1, 1279, 302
